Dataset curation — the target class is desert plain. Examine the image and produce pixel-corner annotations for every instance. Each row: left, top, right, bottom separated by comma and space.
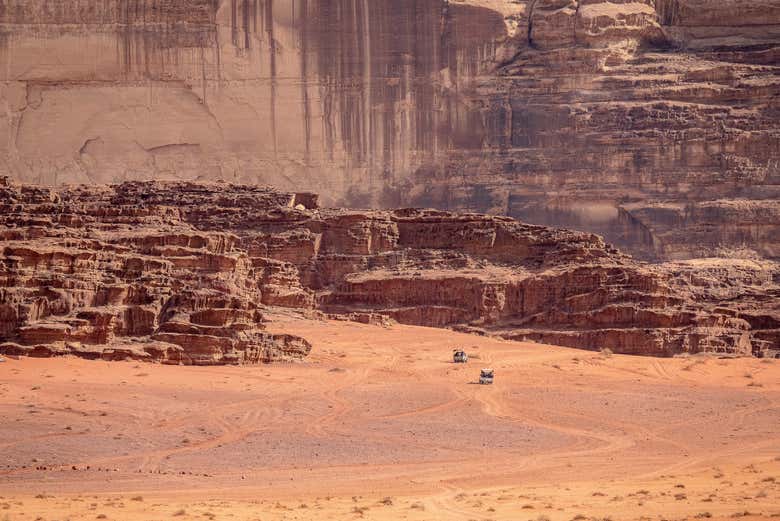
1, 317, 778, 521
1, 0, 779, 519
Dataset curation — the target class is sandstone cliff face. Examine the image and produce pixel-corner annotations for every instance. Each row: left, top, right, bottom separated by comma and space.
2, 179, 777, 361
2, 1, 776, 261
0, 0, 509, 198
0, 178, 313, 364
433, 0, 780, 261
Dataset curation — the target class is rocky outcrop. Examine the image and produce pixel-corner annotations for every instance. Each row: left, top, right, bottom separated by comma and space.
1, 1, 777, 262
1, 179, 777, 360
0, 178, 313, 364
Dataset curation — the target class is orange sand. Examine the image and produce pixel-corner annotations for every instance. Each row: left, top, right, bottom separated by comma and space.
0, 318, 778, 520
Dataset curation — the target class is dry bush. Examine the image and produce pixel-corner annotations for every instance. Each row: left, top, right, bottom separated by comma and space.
351, 506, 368, 516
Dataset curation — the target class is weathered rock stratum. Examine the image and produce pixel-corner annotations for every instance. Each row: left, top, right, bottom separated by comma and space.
1, 179, 778, 362
452, 0, 780, 262
0, 178, 314, 364
1, 1, 777, 261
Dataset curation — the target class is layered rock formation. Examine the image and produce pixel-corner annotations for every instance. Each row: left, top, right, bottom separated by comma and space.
1, 179, 777, 361
1, 1, 777, 261
430, 0, 780, 261
0, 178, 313, 364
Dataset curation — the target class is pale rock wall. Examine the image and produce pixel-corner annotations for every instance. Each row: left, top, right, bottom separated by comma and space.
0, 0, 779, 260
0, 0, 510, 202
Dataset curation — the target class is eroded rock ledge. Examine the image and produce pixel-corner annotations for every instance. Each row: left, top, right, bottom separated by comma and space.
1, 178, 778, 362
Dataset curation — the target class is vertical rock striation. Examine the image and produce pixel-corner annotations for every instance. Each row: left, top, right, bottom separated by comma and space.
0, 0, 510, 202
0, 1, 778, 261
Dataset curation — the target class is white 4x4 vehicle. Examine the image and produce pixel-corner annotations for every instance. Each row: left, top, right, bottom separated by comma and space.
479, 369, 494, 385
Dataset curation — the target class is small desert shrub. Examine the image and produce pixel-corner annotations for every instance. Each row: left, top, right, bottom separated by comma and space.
600, 348, 613, 357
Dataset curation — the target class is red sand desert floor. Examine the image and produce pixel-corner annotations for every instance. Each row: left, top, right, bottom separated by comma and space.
0, 318, 778, 520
